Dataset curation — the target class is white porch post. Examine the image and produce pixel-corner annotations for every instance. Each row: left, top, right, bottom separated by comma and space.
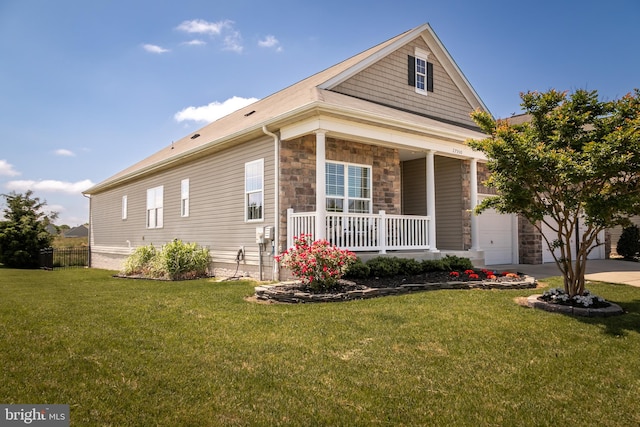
470, 158, 480, 251
426, 151, 438, 252
315, 130, 326, 240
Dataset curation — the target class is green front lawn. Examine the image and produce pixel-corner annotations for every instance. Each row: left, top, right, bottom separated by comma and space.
1, 268, 639, 426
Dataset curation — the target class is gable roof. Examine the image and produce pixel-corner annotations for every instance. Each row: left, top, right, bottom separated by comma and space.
85, 23, 488, 195
64, 224, 88, 238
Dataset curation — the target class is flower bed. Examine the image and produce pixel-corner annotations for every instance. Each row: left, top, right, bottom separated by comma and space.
525, 294, 623, 317
254, 274, 537, 304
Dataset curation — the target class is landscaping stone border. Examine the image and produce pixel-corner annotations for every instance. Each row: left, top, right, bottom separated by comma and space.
254, 276, 537, 304
525, 294, 624, 317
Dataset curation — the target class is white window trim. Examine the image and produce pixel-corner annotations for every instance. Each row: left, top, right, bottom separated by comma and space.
181, 178, 189, 218
414, 47, 430, 95
245, 159, 264, 222
122, 195, 128, 220
326, 160, 372, 214
146, 185, 164, 229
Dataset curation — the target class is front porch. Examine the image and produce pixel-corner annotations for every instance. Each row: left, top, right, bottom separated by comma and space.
286, 208, 485, 264
276, 120, 502, 267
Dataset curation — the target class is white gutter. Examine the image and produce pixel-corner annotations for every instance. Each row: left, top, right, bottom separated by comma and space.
262, 125, 280, 281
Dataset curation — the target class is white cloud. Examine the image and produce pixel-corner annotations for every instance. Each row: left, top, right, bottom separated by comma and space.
0, 159, 20, 176
183, 39, 206, 46
55, 149, 75, 157
258, 35, 282, 52
5, 179, 95, 194
174, 96, 259, 123
223, 31, 243, 53
143, 44, 170, 54
176, 19, 243, 53
176, 19, 233, 35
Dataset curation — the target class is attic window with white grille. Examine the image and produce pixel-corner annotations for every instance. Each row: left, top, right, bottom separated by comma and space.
408, 47, 433, 94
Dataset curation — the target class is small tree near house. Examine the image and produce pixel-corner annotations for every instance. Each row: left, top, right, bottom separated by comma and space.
0, 191, 57, 268
469, 89, 640, 297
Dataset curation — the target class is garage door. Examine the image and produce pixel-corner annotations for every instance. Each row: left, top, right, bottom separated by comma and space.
477, 203, 516, 265
541, 216, 605, 263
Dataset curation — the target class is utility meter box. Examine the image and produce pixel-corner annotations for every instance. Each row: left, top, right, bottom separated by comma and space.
264, 226, 273, 241
256, 226, 274, 244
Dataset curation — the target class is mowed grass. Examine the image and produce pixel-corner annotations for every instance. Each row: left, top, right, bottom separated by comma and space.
1, 268, 639, 426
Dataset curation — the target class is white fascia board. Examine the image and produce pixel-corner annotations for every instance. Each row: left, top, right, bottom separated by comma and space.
419, 31, 490, 114
318, 23, 432, 90
280, 115, 487, 161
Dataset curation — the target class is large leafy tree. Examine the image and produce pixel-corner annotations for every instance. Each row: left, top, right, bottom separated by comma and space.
469, 89, 640, 297
0, 191, 57, 268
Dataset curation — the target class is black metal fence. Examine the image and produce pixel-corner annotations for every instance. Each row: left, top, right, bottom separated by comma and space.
40, 247, 89, 270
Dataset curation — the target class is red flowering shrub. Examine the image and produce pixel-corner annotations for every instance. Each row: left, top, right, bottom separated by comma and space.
468, 273, 480, 279
275, 234, 357, 291
449, 271, 460, 278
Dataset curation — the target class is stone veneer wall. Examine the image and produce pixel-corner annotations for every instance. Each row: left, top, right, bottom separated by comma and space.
461, 160, 471, 250
459, 160, 497, 250
326, 138, 400, 214
519, 215, 542, 264
477, 162, 497, 195
278, 135, 401, 251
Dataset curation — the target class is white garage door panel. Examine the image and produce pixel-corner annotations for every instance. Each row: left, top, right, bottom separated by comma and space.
478, 207, 515, 265
542, 217, 605, 263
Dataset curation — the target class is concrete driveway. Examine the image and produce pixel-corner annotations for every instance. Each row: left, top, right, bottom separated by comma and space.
484, 259, 640, 287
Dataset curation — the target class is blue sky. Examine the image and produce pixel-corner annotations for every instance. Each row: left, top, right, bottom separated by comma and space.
0, 0, 638, 226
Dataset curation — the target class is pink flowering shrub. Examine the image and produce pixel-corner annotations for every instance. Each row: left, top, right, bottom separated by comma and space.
275, 234, 357, 291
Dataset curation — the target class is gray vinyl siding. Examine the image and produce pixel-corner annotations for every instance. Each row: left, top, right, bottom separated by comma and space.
434, 156, 463, 250
332, 38, 477, 128
90, 137, 275, 263
401, 158, 426, 215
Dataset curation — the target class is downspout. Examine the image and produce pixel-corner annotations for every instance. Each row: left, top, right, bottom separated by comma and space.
262, 125, 280, 281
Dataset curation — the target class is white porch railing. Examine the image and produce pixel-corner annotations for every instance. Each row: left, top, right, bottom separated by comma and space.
286, 208, 430, 253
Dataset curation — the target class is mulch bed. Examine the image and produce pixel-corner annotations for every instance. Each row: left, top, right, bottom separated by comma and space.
254, 270, 536, 304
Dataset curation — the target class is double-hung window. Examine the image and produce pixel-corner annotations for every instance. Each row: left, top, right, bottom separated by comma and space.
408, 47, 433, 94
245, 159, 264, 221
326, 161, 371, 213
415, 57, 427, 91
181, 179, 189, 217
146, 186, 164, 228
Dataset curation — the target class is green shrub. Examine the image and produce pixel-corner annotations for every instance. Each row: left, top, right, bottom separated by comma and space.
123, 244, 157, 275
345, 255, 475, 278
398, 258, 423, 275
344, 258, 371, 279
366, 257, 402, 277
122, 240, 210, 280
441, 255, 474, 271
617, 225, 640, 260
420, 259, 447, 272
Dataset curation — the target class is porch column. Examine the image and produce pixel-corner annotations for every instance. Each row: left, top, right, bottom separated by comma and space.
315, 130, 326, 240
426, 151, 438, 252
470, 158, 480, 251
